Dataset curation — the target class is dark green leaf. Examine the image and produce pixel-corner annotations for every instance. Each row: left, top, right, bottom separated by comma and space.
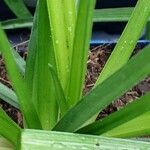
0, 108, 21, 148
4, 0, 32, 19
77, 92, 150, 138
53, 45, 150, 132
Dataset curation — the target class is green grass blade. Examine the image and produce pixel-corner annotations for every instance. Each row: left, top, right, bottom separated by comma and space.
12, 49, 25, 75
62, 0, 76, 59
4, 0, 32, 19
53, 45, 150, 132
25, 9, 38, 96
0, 24, 41, 129
2, 7, 149, 30
25, 1, 58, 129
0, 108, 21, 148
0, 83, 19, 109
94, 7, 133, 22
66, 0, 96, 107
48, 64, 69, 117
0, 39, 25, 75
21, 129, 150, 150
77, 92, 150, 137
47, 0, 70, 91
95, 0, 150, 86
102, 111, 150, 138
2, 18, 33, 30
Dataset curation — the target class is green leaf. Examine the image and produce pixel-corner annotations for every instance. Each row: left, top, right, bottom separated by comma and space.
0, 83, 19, 109
95, 0, 150, 86
0, 108, 21, 148
4, 0, 32, 19
146, 22, 150, 39
102, 111, 150, 138
66, 0, 96, 107
25, 0, 58, 129
0, 24, 41, 129
62, 0, 76, 59
46, 0, 70, 91
12, 49, 25, 75
94, 7, 133, 22
48, 64, 69, 117
21, 129, 150, 150
2, 7, 149, 30
77, 92, 150, 137
0, 136, 13, 150
2, 18, 33, 30
53, 45, 150, 132
0, 39, 25, 75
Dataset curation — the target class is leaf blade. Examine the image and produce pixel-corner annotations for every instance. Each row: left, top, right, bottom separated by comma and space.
0, 83, 19, 109
25, 1, 58, 129
0, 24, 41, 129
77, 92, 150, 137
0, 108, 21, 147
48, 64, 69, 117
21, 129, 150, 149
66, 0, 96, 107
53, 45, 150, 132
95, 0, 150, 86
4, 0, 32, 19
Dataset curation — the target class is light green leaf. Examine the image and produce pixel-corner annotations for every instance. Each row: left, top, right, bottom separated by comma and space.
53, 45, 150, 132
2, 18, 33, 30
66, 0, 96, 107
12, 49, 25, 75
21, 129, 150, 150
0, 83, 19, 109
47, 0, 70, 92
103, 111, 150, 138
48, 64, 69, 117
0, 108, 21, 148
62, 0, 76, 60
95, 0, 150, 86
94, 7, 133, 22
77, 92, 150, 138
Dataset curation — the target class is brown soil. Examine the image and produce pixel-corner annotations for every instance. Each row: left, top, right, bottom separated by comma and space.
0, 44, 150, 126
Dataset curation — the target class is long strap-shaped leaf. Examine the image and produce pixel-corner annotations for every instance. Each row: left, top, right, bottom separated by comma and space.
25, 0, 58, 129
66, 0, 96, 107
0, 108, 21, 148
4, 0, 32, 19
94, 7, 133, 22
95, 0, 150, 86
48, 64, 69, 117
3, 7, 150, 30
77, 92, 150, 137
46, 0, 70, 92
0, 24, 41, 129
62, 0, 76, 61
102, 111, 150, 138
1, 18, 33, 30
21, 129, 150, 149
0, 83, 19, 109
53, 45, 150, 132
12, 49, 25, 75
